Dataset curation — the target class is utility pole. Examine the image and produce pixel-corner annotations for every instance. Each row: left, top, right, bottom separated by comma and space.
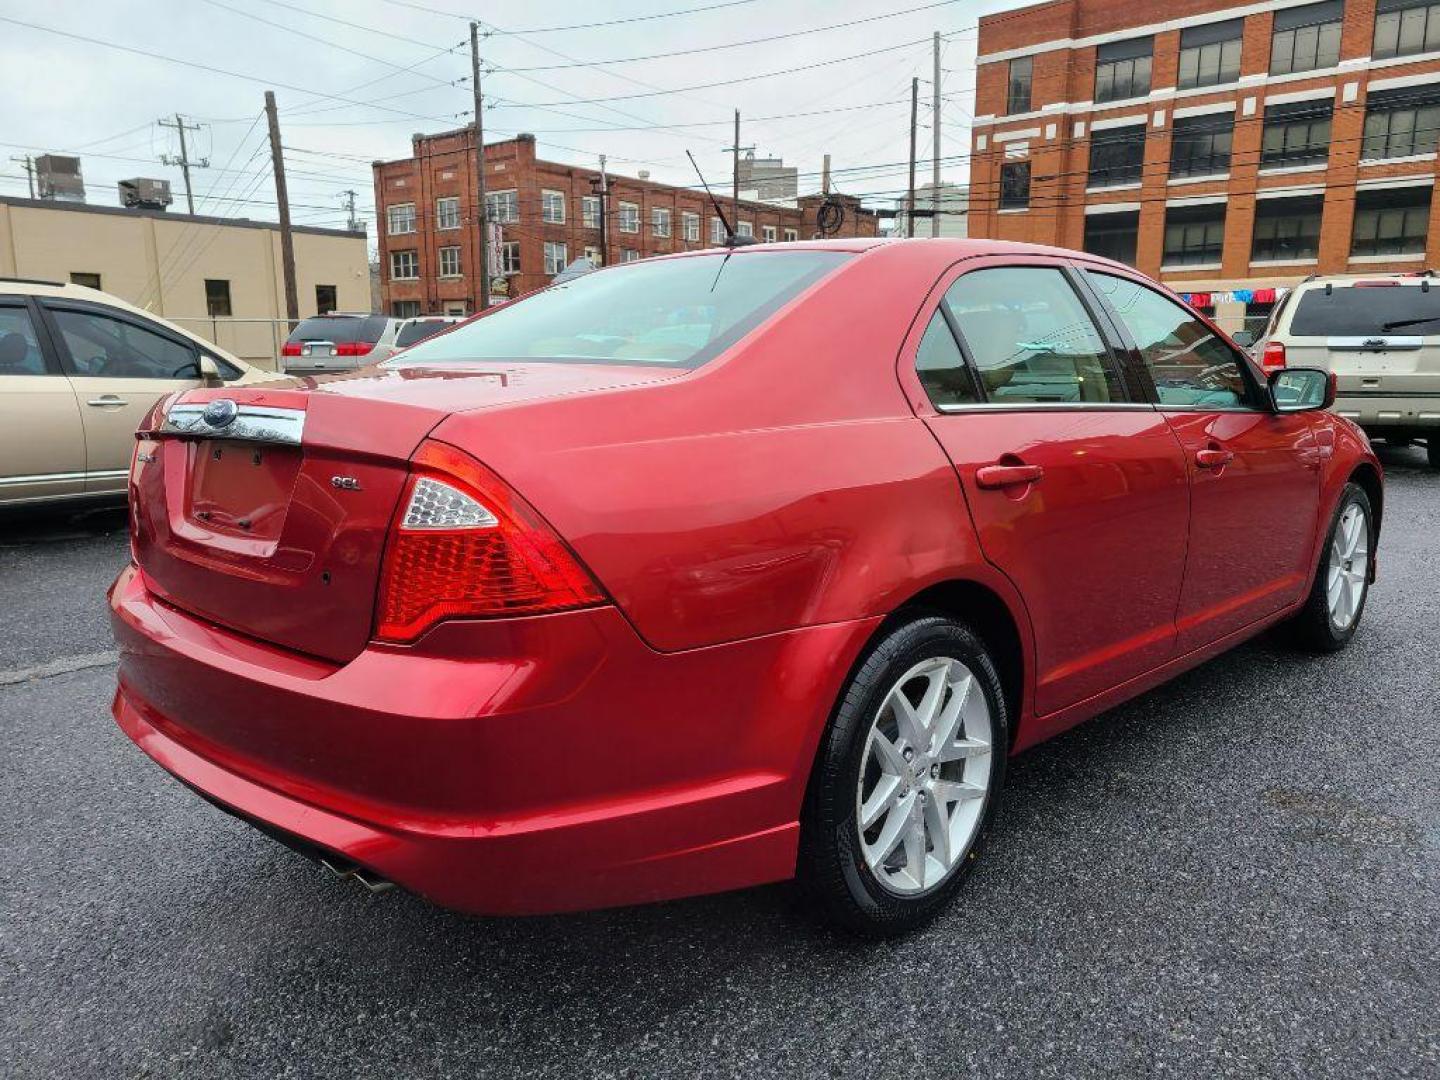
264, 91, 299, 328
821, 154, 831, 195
931, 31, 942, 238
907, 77, 918, 239
158, 114, 209, 215
597, 155, 609, 266
722, 110, 753, 235
9, 155, 34, 198
340, 189, 360, 233
470, 21, 492, 311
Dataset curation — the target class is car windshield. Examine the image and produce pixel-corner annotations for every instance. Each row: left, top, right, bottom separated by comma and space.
1289, 284, 1440, 336
396, 320, 456, 348
387, 251, 852, 369
287, 316, 388, 345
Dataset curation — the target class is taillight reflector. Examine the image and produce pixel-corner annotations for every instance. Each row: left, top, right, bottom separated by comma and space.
335, 341, 374, 357
1261, 341, 1287, 371
374, 441, 604, 642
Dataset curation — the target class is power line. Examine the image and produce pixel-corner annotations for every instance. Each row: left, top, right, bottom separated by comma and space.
416, 0, 765, 33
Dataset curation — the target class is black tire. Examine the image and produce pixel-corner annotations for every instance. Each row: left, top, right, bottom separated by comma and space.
797, 614, 1009, 937
1427, 438, 1440, 470
1290, 482, 1374, 652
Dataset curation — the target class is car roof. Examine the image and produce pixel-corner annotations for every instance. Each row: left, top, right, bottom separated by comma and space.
1289, 270, 1438, 290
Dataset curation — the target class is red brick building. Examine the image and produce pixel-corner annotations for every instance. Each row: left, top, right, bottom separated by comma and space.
373, 131, 879, 316
969, 0, 1440, 323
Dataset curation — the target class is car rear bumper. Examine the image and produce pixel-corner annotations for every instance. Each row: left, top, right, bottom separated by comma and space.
1334, 392, 1440, 430
108, 562, 876, 915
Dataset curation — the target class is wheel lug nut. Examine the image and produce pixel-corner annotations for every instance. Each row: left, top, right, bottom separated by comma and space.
903, 747, 914, 761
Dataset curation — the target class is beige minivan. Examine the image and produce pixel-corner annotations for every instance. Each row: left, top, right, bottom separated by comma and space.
0, 279, 272, 509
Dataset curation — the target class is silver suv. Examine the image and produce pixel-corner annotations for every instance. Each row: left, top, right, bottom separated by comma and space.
1255, 271, 1440, 468
280, 313, 402, 374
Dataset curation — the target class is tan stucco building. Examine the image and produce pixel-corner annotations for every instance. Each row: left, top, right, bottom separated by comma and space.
0, 197, 369, 368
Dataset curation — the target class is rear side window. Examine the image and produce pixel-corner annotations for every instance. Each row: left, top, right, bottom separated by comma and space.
1289, 285, 1440, 336
50, 308, 199, 380
288, 316, 388, 345
396, 320, 455, 348
944, 267, 1121, 404
391, 251, 851, 369
0, 304, 47, 376
914, 311, 980, 408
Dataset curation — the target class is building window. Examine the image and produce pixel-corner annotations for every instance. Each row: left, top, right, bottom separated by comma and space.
1094, 38, 1152, 103
1252, 195, 1324, 262
386, 202, 416, 235
762, 225, 777, 242
581, 195, 601, 229
1005, 56, 1032, 115
390, 250, 419, 280
620, 249, 641, 263
541, 189, 566, 224
682, 212, 700, 241
392, 300, 421, 318
1083, 211, 1140, 266
69, 272, 101, 290
438, 245, 462, 278
315, 284, 336, 314
1351, 185, 1433, 257
1271, 1, 1343, 75
1261, 99, 1333, 168
999, 161, 1031, 209
1177, 19, 1243, 90
783, 227, 799, 241
617, 201, 639, 233
435, 196, 460, 230
1362, 85, 1440, 160
1374, 0, 1440, 60
499, 241, 520, 275
1088, 126, 1146, 188
652, 207, 671, 237
1170, 113, 1234, 178
736, 220, 754, 237
543, 241, 568, 276
204, 279, 232, 317
485, 189, 518, 224
711, 217, 726, 244
583, 245, 602, 264
1163, 203, 1227, 266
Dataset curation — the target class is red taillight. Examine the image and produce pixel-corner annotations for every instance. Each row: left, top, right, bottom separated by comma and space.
374, 440, 605, 642
335, 341, 374, 357
281, 342, 302, 356
1261, 341, 1287, 371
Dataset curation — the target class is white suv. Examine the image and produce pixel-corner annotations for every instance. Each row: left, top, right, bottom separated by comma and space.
1255, 271, 1440, 468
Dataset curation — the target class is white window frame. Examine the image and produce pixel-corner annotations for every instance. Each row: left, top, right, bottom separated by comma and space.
435, 196, 460, 231
499, 241, 520, 275
617, 201, 640, 234
544, 241, 568, 276
736, 220, 754, 238
762, 225, 777, 242
682, 212, 700, 241
437, 245, 462, 278
620, 249, 641, 263
652, 207, 671, 237
486, 189, 518, 224
541, 189, 566, 224
581, 195, 601, 229
389, 249, 418, 280
710, 216, 726, 244
386, 203, 416, 236
783, 227, 799, 242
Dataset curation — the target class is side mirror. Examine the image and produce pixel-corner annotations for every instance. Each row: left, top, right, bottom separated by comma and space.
1231, 329, 1255, 349
1269, 367, 1335, 413
198, 354, 223, 387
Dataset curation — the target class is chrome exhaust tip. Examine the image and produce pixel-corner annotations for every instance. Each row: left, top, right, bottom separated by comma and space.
320, 856, 396, 894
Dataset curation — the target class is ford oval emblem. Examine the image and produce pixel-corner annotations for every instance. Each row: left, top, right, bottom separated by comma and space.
202, 398, 239, 429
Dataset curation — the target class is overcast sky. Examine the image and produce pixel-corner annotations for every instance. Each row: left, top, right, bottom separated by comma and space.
0, 0, 1020, 237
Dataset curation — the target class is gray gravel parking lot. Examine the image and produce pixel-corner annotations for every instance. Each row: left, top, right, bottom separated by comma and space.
2, 448, 1437, 1079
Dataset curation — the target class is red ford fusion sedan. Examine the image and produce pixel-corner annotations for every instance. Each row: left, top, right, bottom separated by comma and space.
110, 239, 1381, 935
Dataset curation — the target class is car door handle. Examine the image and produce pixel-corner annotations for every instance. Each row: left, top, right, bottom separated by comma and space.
1195, 447, 1234, 469
975, 463, 1045, 489
87, 395, 125, 407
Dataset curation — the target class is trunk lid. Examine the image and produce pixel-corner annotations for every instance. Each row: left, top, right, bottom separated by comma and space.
130, 364, 681, 663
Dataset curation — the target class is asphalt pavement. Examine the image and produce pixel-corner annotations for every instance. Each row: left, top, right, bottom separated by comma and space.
2, 447, 1437, 1079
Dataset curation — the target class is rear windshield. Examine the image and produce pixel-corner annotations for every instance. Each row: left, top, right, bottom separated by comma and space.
287, 315, 389, 345
388, 251, 852, 369
396, 319, 456, 348
1289, 285, 1440, 336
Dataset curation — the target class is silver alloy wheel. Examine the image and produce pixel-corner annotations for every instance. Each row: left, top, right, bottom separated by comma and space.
855, 656, 994, 895
1327, 502, 1370, 631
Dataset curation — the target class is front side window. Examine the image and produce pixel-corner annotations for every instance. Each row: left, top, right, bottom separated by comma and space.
438, 246, 462, 278
541, 189, 566, 224
1252, 195, 1324, 262
1006, 56, 1033, 114
0, 304, 48, 376
51, 308, 199, 380
652, 207, 671, 237
1351, 185, 1434, 256
1163, 204, 1227, 266
1087, 272, 1252, 409
1271, 0, 1344, 74
386, 203, 416, 235
1178, 19, 1243, 89
1374, 0, 1440, 59
1088, 126, 1146, 188
683, 212, 700, 241
1362, 85, 1440, 160
1262, 100, 1333, 167
544, 241, 568, 276
436, 196, 461, 230
913, 310, 980, 408
1083, 211, 1140, 266
581, 196, 601, 229
999, 161, 1031, 209
617, 202, 640, 233
1094, 37, 1152, 103
390, 250, 418, 280
390, 251, 851, 370
485, 189, 518, 224
1170, 113, 1234, 177
943, 266, 1120, 404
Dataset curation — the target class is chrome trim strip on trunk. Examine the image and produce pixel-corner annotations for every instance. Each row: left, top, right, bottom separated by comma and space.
161, 403, 306, 445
